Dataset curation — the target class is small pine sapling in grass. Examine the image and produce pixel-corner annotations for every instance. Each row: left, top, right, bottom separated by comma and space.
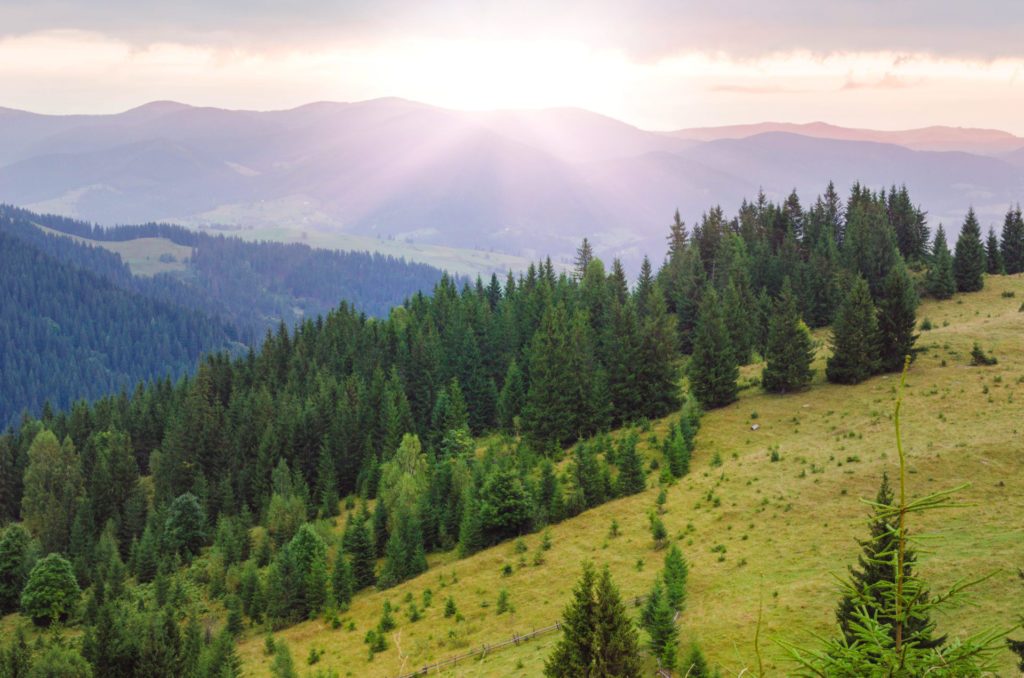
970, 342, 998, 366
648, 513, 667, 550
496, 588, 512, 614
377, 600, 395, 633
444, 596, 457, 618
541, 528, 553, 550
608, 519, 619, 538
655, 487, 668, 514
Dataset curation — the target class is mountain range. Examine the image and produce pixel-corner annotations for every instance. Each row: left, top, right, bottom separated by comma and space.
2, 98, 1023, 269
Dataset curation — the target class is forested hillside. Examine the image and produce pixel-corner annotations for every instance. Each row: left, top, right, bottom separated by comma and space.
0, 228, 241, 428
0, 205, 458, 334
0, 205, 459, 425
0, 181, 1023, 676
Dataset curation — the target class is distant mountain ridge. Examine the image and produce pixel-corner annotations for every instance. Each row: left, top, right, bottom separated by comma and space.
1, 99, 1022, 268
668, 121, 1024, 155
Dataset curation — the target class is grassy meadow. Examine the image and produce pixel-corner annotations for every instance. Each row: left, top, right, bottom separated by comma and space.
233, 273, 1024, 677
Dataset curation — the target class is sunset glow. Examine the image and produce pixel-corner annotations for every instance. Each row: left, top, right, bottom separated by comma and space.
2, 5, 1024, 134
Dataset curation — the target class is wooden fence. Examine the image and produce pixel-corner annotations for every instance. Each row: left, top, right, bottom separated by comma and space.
386, 595, 650, 678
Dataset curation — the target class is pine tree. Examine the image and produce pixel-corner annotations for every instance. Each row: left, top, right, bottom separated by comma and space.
574, 238, 594, 282
686, 288, 738, 409
722, 280, 752, 365
636, 282, 681, 419
986, 226, 1005, 274
645, 581, 679, 669
761, 277, 815, 393
682, 644, 712, 678
925, 225, 956, 300
1001, 204, 1024, 275
826, 277, 880, 385
544, 562, 641, 678
591, 564, 643, 677
663, 543, 689, 611
835, 473, 944, 650
615, 433, 646, 497
496, 359, 526, 435
332, 549, 354, 609
345, 517, 376, 591
953, 207, 986, 292
875, 263, 919, 374
287, 524, 328, 618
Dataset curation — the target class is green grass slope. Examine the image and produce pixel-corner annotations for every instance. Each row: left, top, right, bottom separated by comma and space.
238, 274, 1024, 677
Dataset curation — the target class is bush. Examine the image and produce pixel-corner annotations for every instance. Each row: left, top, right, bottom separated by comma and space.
970, 342, 998, 366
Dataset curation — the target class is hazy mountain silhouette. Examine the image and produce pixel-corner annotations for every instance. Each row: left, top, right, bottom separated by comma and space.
2, 99, 1022, 267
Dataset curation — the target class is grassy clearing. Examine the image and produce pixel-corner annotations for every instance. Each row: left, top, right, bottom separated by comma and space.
222, 226, 562, 279
34, 223, 192, 277
239, 273, 1022, 676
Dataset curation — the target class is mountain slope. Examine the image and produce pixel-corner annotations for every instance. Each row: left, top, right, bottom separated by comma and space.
0, 227, 241, 427
234, 274, 1024, 677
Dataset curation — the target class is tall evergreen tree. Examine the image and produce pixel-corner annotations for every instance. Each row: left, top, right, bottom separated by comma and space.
925, 225, 956, 300
761, 277, 815, 394
985, 226, 1005, 275
615, 433, 646, 497
686, 288, 738, 409
496, 359, 526, 435
573, 238, 594, 282
345, 515, 376, 591
826, 277, 880, 385
636, 282, 681, 419
1001, 204, 1024, 275
953, 207, 986, 292
663, 543, 689, 611
875, 263, 919, 373
544, 562, 641, 678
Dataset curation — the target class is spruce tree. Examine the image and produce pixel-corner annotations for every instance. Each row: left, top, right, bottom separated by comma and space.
826, 277, 880, 385
686, 288, 738, 409
591, 565, 643, 678
332, 550, 353, 609
1001, 204, 1024, 275
986, 226, 1005, 275
925, 225, 956, 300
875, 263, 919, 374
345, 517, 376, 591
682, 644, 712, 678
544, 562, 641, 678
636, 282, 681, 419
615, 433, 646, 497
835, 473, 944, 650
645, 582, 679, 669
496, 359, 525, 435
761, 277, 815, 394
663, 543, 689, 611
722, 280, 752, 365
953, 207, 986, 292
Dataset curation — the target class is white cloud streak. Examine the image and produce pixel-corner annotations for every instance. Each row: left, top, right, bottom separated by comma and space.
2, 31, 1023, 134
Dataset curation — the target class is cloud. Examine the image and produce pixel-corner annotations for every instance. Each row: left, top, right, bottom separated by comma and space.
3, 0, 1024, 61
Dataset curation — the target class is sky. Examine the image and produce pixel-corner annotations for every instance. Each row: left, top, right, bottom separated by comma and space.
3, 1, 1024, 133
